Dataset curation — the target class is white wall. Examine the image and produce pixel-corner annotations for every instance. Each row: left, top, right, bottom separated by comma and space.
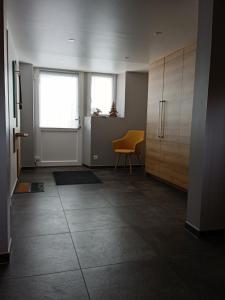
116, 73, 126, 117
7, 30, 19, 194
187, 0, 225, 232
19, 62, 35, 167
84, 72, 148, 167
0, 0, 11, 256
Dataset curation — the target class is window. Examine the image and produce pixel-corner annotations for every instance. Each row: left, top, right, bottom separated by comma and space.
39, 71, 79, 128
90, 74, 115, 115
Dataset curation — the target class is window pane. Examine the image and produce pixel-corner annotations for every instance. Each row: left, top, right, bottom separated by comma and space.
91, 75, 113, 115
39, 72, 79, 128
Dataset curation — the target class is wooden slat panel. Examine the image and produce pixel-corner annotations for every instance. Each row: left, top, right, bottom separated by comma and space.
145, 44, 196, 189
158, 49, 184, 187
163, 49, 183, 143
145, 58, 164, 176
145, 138, 161, 177
160, 141, 189, 189
147, 58, 164, 138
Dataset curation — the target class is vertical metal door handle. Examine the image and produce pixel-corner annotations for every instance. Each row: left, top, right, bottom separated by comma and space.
161, 100, 166, 138
158, 101, 162, 138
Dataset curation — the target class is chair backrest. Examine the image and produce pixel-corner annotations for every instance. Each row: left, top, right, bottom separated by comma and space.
123, 130, 145, 151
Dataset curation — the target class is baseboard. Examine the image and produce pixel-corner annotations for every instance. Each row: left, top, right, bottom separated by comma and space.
83, 164, 144, 169
145, 172, 187, 192
185, 222, 201, 237
0, 252, 10, 264
0, 238, 11, 264
36, 161, 81, 167
21, 167, 36, 170
11, 178, 18, 198
185, 222, 225, 238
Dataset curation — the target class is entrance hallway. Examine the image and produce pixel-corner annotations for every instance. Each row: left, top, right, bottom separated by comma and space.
0, 167, 224, 299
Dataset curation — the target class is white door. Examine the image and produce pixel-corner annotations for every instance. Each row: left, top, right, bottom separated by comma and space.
35, 70, 83, 167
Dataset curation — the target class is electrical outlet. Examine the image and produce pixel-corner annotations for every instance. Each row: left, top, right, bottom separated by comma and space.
93, 154, 98, 160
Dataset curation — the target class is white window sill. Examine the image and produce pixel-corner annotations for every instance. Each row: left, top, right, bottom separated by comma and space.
90, 115, 125, 119
40, 127, 80, 132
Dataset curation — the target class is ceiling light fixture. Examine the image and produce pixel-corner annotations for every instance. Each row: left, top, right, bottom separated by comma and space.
154, 31, 163, 36
68, 38, 75, 42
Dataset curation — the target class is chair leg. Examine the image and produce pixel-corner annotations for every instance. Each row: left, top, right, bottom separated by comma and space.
128, 154, 132, 175
115, 153, 121, 170
124, 154, 127, 168
136, 153, 142, 165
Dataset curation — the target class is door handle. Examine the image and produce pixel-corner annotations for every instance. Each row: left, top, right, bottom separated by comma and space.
15, 133, 29, 138
160, 100, 166, 138
158, 100, 166, 138
158, 101, 162, 138
75, 117, 81, 129
13, 129, 29, 153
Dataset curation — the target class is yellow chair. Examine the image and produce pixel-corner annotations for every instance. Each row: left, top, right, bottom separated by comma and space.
112, 130, 145, 175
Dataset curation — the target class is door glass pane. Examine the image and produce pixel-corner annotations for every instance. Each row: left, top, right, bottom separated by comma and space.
39, 72, 79, 128
91, 75, 114, 115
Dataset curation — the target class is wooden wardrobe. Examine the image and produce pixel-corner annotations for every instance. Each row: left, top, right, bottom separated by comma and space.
145, 44, 196, 190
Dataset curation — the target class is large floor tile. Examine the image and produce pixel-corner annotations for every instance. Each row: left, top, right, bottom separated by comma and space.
112, 205, 180, 229
142, 188, 187, 205
58, 185, 103, 198
12, 196, 63, 213
8, 166, 225, 300
138, 226, 214, 257
72, 227, 156, 268
83, 260, 197, 300
130, 179, 162, 191
12, 210, 69, 237
0, 234, 79, 278
105, 191, 150, 207
61, 192, 111, 210
41, 185, 59, 197
13, 185, 59, 198
169, 253, 225, 300
0, 270, 89, 300
101, 181, 137, 192
65, 207, 127, 232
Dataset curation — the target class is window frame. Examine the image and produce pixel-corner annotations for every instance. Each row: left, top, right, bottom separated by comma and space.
38, 69, 80, 129
88, 72, 117, 116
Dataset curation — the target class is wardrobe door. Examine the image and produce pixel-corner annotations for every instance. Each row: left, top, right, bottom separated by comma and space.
179, 44, 196, 188
160, 49, 184, 187
145, 58, 164, 177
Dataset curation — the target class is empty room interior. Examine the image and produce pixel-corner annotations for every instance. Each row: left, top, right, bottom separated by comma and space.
1, 0, 225, 299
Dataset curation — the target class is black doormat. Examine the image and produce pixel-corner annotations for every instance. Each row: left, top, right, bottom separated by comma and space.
53, 171, 102, 186
14, 182, 44, 194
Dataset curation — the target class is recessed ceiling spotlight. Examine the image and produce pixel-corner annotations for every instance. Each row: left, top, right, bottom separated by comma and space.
154, 31, 163, 36
68, 38, 75, 42
125, 56, 129, 60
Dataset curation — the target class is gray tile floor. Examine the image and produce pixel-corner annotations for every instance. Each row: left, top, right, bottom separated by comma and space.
0, 166, 225, 299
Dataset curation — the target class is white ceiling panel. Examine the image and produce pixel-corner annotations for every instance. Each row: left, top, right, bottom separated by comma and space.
6, 0, 198, 73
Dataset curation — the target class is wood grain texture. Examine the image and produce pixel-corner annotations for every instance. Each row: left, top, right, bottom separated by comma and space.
145, 44, 196, 190
145, 58, 164, 177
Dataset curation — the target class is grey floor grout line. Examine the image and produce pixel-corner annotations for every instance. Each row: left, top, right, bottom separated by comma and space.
57, 186, 92, 300
12, 231, 71, 240
6, 168, 189, 289
3, 268, 80, 281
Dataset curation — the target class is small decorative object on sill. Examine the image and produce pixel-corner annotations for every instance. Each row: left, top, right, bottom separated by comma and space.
109, 101, 118, 117
92, 108, 102, 117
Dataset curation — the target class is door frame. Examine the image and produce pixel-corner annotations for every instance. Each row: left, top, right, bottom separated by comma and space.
33, 68, 84, 167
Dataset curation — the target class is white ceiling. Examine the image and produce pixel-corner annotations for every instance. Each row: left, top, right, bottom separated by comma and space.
6, 0, 198, 73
